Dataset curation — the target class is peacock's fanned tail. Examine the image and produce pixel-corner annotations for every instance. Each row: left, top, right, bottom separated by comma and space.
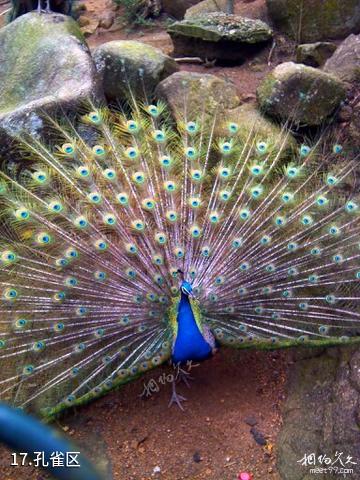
0, 99, 359, 418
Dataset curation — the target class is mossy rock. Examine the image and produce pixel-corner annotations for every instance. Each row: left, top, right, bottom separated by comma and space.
296, 42, 337, 68
155, 71, 240, 119
92, 40, 178, 100
277, 346, 360, 480
324, 34, 360, 86
266, 0, 360, 43
168, 12, 273, 62
185, 0, 228, 19
257, 62, 346, 126
0, 12, 100, 152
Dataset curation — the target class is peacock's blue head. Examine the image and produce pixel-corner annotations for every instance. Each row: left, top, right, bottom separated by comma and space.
180, 280, 193, 297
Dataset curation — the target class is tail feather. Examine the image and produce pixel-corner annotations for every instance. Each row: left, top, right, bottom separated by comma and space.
0, 100, 359, 417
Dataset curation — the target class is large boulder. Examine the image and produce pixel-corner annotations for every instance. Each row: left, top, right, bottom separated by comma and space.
92, 40, 178, 100
266, 0, 360, 42
324, 34, 360, 87
257, 62, 346, 126
162, 0, 202, 19
296, 42, 337, 68
168, 12, 273, 62
277, 347, 360, 480
0, 12, 100, 150
185, 0, 227, 19
155, 71, 240, 118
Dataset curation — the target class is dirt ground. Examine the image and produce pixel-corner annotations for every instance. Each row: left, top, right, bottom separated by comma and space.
0, 349, 291, 480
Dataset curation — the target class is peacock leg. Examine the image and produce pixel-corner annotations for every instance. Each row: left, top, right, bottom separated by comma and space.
168, 379, 187, 410
45, 0, 51, 12
177, 368, 194, 388
37, 0, 42, 13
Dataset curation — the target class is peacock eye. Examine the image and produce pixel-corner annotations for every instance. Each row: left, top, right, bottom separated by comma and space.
94, 239, 108, 251
153, 130, 166, 142
103, 168, 116, 180
166, 210, 177, 222
147, 105, 159, 117
88, 111, 101, 124
1, 250, 17, 263
186, 121, 198, 134
93, 145, 105, 157
232, 237, 243, 248
62, 143, 75, 155
286, 166, 300, 179
256, 141, 268, 154
160, 155, 172, 167
300, 145, 311, 157
33, 171, 47, 183
131, 219, 145, 231
164, 180, 176, 192
126, 147, 139, 159
333, 144, 343, 154
132, 171, 145, 184
185, 147, 197, 159
117, 192, 128, 205
191, 170, 202, 181
127, 120, 139, 132
228, 122, 238, 134
221, 142, 232, 154
77, 165, 90, 177
326, 174, 338, 186
219, 167, 231, 179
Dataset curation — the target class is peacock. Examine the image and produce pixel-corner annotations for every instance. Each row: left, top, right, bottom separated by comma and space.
0, 89, 359, 420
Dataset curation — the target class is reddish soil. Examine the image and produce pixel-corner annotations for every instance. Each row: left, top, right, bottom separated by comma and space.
0, 349, 291, 480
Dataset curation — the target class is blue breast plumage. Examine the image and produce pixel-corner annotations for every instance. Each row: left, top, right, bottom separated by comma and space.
172, 291, 213, 364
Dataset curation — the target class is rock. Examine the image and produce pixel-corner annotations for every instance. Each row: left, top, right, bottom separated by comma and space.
244, 415, 258, 427
0, 12, 100, 151
250, 427, 267, 446
77, 15, 90, 27
296, 42, 337, 68
185, 0, 227, 19
162, 0, 202, 19
168, 13, 273, 62
324, 34, 360, 86
99, 11, 115, 30
266, 0, 360, 42
257, 62, 346, 126
80, 19, 99, 37
155, 71, 240, 118
193, 451, 202, 463
277, 346, 360, 480
92, 40, 178, 100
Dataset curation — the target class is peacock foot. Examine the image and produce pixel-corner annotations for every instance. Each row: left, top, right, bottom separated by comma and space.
168, 380, 187, 410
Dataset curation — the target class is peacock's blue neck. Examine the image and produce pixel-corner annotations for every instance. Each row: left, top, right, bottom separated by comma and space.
172, 292, 212, 364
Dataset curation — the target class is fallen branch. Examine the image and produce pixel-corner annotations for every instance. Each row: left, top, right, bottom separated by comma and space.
174, 57, 204, 64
